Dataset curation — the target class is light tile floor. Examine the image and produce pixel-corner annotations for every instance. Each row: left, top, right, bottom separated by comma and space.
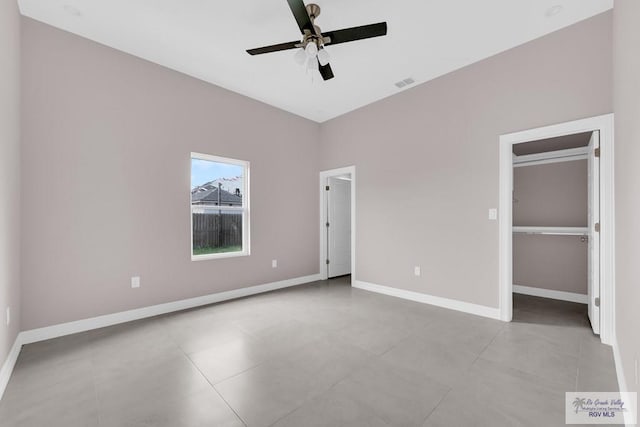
0, 277, 619, 426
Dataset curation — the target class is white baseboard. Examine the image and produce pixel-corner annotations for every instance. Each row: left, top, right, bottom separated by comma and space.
0, 273, 320, 401
611, 335, 636, 427
513, 284, 588, 304
20, 274, 321, 345
353, 280, 501, 320
1, 273, 320, 401
0, 335, 23, 401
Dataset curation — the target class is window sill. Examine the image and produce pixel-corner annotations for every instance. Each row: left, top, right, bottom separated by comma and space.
191, 251, 250, 261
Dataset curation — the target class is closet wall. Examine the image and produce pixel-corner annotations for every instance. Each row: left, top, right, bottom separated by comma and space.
513, 158, 588, 295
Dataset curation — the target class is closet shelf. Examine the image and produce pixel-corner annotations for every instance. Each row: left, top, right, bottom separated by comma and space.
513, 226, 589, 236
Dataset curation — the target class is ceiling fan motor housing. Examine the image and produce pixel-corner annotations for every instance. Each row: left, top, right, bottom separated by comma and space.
306, 3, 321, 21
304, 27, 325, 47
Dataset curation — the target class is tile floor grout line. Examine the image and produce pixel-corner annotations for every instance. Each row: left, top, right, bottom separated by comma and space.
2, 278, 618, 426
476, 311, 585, 391
182, 350, 249, 427
190, 332, 331, 388
265, 382, 337, 427
476, 350, 580, 391
470, 322, 505, 366
265, 357, 389, 427
421, 386, 454, 425
266, 339, 380, 426
264, 338, 384, 427
375, 330, 420, 358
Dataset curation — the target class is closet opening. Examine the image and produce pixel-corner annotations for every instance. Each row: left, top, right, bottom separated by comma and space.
511, 131, 597, 331
498, 114, 615, 345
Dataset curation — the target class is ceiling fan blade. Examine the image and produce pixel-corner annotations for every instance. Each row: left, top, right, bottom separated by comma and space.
318, 61, 334, 81
246, 40, 300, 55
323, 22, 387, 46
286, 0, 315, 34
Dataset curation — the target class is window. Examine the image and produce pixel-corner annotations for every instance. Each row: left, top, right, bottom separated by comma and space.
190, 153, 249, 260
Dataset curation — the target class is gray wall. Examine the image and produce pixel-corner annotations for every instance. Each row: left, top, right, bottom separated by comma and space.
513, 160, 587, 227
513, 160, 588, 295
613, 0, 640, 402
20, 18, 321, 330
513, 234, 587, 294
320, 12, 612, 308
16, 11, 615, 330
0, 0, 21, 368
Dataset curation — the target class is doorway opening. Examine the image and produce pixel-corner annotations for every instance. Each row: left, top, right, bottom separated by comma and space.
499, 114, 615, 345
511, 131, 596, 331
319, 166, 356, 283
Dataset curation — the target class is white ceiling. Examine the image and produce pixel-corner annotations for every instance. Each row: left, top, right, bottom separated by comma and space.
18, 0, 613, 122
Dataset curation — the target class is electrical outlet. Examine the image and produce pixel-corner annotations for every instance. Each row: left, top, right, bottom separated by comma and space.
272, 259, 278, 268
5, 307, 10, 326
635, 357, 638, 385
131, 276, 141, 288
488, 208, 498, 220
414, 266, 421, 277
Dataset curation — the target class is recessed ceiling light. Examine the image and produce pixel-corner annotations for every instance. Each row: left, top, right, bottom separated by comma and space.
63, 4, 83, 17
545, 5, 563, 17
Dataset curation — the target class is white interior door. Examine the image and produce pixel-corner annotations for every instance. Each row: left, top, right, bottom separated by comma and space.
327, 176, 351, 278
587, 131, 600, 334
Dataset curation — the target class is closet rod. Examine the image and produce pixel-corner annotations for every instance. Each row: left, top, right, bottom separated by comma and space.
513, 154, 587, 168
513, 146, 590, 167
512, 226, 589, 236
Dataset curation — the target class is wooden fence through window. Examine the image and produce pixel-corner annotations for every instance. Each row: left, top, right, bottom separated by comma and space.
192, 213, 242, 249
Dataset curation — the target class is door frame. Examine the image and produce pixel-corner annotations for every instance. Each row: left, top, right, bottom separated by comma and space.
319, 166, 356, 282
498, 114, 615, 345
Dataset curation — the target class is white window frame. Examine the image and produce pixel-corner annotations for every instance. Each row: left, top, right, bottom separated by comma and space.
190, 152, 250, 261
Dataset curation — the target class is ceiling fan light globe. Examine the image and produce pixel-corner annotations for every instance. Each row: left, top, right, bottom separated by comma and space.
317, 49, 330, 66
294, 48, 307, 65
305, 42, 318, 58
307, 57, 319, 71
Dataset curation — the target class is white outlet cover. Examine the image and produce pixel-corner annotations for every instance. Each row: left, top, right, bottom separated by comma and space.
488, 208, 498, 220
131, 276, 141, 288
6, 307, 10, 326
414, 266, 421, 277
272, 259, 278, 268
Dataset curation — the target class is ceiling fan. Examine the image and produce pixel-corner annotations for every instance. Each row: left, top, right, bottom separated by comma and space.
246, 0, 387, 81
